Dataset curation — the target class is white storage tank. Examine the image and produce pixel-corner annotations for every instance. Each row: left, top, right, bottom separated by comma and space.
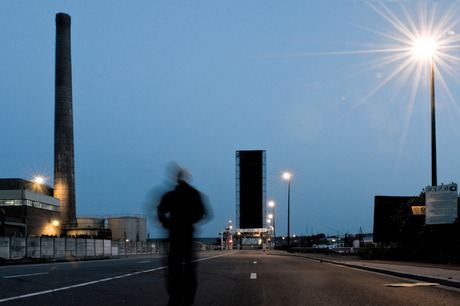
108, 215, 147, 241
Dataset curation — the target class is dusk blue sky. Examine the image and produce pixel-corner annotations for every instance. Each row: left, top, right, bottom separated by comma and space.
3, 1, 460, 238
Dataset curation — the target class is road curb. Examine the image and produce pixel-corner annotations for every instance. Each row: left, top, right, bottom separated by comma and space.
300, 255, 460, 289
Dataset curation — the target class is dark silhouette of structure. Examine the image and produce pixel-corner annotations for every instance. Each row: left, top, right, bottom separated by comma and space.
236, 150, 266, 229
157, 165, 209, 306
54, 13, 77, 231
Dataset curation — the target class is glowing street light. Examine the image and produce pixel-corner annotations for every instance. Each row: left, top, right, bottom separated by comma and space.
362, 3, 460, 188
283, 172, 292, 252
412, 36, 438, 61
283, 172, 291, 180
412, 34, 439, 186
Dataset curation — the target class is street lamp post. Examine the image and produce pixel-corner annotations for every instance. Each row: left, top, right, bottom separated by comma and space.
283, 172, 291, 253
430, 56, 437, 186
267, 219, 272, 249
413, 36, 438, 186
268, 201, 276, 248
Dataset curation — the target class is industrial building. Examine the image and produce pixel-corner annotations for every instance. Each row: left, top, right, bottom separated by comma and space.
0, 179, 147, 240
0, 179, 61, 236
66, 217, 111, 239
72, 215, 147, 241
1, 14, 148, 241
1, 13, 77, 237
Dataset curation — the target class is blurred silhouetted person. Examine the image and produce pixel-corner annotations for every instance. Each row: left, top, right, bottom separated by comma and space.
158, 164, 209, 306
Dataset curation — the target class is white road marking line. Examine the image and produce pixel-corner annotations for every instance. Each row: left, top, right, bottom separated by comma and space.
0, 252, 236, 303
137, 261, 151, 264
3, 272, 48, 279
384, 282, 440, 287
250, 273, 257, 279
253, 261, 257, 264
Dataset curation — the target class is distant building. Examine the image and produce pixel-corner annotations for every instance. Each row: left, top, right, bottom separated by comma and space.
67, 217, 112, 239
70, 215, 147, 241
352, 233, 374, 248
327, 236, 343, 248
0, 179, 61, 236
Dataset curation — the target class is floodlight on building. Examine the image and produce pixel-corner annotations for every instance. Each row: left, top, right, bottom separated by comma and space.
34, 176, 45, 185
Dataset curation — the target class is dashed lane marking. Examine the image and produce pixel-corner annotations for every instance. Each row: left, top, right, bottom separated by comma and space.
250, 273, 257, 279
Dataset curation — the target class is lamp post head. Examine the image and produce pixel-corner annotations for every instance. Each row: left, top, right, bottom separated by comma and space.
283, 172, 291, 180
34, 176, 45, 185
412, 35, 438, 61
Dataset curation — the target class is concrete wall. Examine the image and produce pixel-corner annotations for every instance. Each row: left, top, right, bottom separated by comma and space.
0, 236, 174, 261
95, 239, 103, 256
76, 238, 86, 257
111, 240, 119, 256
41, 237, 54, 258
104, 239, 111, 255
66, 237, 77, 257
54, 237, 66, 258
27, 237, 40, 258
0, 237, 217, 261
10, 236, 26, 260
85, 239, 94, 256
0, 237, 9, 259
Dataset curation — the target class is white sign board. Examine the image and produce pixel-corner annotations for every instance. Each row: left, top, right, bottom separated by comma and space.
234, 228, 267, 233
425, 183, 458, 225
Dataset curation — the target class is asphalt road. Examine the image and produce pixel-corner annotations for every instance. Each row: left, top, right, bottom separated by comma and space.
1, 250, 460, 305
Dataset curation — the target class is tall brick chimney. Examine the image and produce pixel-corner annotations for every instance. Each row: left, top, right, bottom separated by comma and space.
54, 13, 77, 231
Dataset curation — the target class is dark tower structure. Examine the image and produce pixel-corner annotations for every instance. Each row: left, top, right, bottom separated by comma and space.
54, 13, 77, 230
236, 150, 266, 229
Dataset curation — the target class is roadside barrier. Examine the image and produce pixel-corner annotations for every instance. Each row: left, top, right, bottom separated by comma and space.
0, 236, 174, 261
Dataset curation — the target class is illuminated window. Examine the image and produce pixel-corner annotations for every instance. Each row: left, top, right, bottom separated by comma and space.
0, 200, 22, 206
0, 199, 59, 211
